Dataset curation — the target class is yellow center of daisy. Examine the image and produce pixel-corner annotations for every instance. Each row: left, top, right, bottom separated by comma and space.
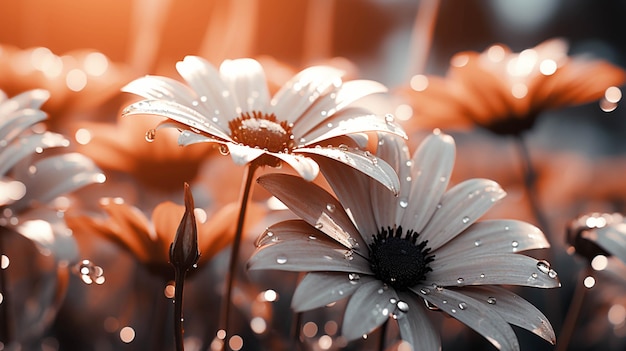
369, 226, 434, 290
228, 111, 295, 153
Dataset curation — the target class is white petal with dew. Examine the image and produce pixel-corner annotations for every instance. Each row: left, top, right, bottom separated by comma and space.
271, 152, 319, 182
584, 224, 626, 265
428, 254, 560, 288
299, 147, 399, 195
292, 272, 376, 312
121, 75, 198, 109
421, 178, 506, 250
342, 280, 398, 342
0, 132, 68, 177
219, 58, 270, 114
396, 291, 441, 351
415, 287, 520, 351
257, 174, 365, 249
459, 286, 556, 345
400, 133, 455, 234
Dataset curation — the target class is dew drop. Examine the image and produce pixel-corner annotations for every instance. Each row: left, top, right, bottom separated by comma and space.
326, 204, 336, 212
218, 144, 230, 155
424, 300, 439, 311
531, 273, 538, 279
458, 302, 467, 310
456, 277, 464, 285
548, 269, 558, 279
315, 223, 323, 229
276, 256, 287, 265
338, 144, 349, 151
504, 226, 510, 231
145, 129, 156, 142
307, 235, 317, 241
397, 300, 409, 313
451, 309, 457, 313
536, 260, 551, 274
399, 198, 409, 208
439, 176, 447, 182
511, 241, 519, 249
487, 297, 497, 305
420, 288, 430, 295
385, 114, 395, 123
390, 298, 398, 304
462, 216, 470, 224
480, 273, 486, 278
474, 240, 482, 247
344, 250, 354, 260
348, 273, 360, 283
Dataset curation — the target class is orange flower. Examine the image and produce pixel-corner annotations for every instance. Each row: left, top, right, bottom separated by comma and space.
398, 38, 626, 135
66, 196, 266, 278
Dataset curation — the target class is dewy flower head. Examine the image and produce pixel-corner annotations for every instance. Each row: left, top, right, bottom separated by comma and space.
567, 212, 626, 264
399, 38, 626, 135
0, 88, 105, 260
249, 131, 560, 351
122, 57, 406, 189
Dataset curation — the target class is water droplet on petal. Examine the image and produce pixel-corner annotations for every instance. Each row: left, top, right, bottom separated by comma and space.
307, 235, 317, 241
326, 204, 336, 212
145, 129, 156, 142
474, 240, 482, 247
399, 198, 409, 208
457, 277, 464, 285
487, 297, 497, 305
536, 260, 550, 274
276, 256, 287, 264
218, 144, 230, 155
348, 273, 360, 284
439, 176, 447, 182
462, 216, 470, 224
315, 223, 323, 229
424, 300, 439, 311
385, 114, 395, 123
420, 288, 430, 295
511, 241, 519, 250
397, 300, 409, 313
548, 269, 558, 279
458, 302, 467, 310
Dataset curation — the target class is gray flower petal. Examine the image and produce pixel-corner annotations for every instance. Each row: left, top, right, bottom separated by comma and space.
458, 286, 556, 345
342, 280, 397, 341
175, 55, 236, 127
583, 224, 626, 264
271, 66, 345, 125
421, 178, 506, 250
247, 231, 370, 273
257, 173, 366, 249
428, 254, 560, 288
396, 291, 441, 351
0, 132, 68, 177
435, 220, 550, 260
299, 146, 399, 195
121, 75, 198, 110
415, 287, 520, 351
291, 272, 376, 312
219, 58, 271, 114
0, 109, 48, 145
271, 152, 320, 182
400, 132, 455, 233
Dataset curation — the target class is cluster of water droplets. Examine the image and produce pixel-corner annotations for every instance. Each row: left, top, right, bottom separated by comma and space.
73, 259, 105, 285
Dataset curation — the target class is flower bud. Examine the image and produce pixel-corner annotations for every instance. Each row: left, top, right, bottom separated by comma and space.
169, 183, 200, 271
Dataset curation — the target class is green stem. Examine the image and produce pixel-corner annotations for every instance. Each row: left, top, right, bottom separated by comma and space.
218, 161, 259, 350
0, 229, 12, 345
555, 267, 591, 351
173, 268, 187, 351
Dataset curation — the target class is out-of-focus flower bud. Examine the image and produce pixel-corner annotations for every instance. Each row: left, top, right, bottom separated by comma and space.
169, 183, 199, 272
566, 212, 623, 262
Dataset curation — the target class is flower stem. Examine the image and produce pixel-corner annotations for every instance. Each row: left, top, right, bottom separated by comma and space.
407, 0, 441, 76
555, 266, 591, 351
219, 161, 259, 350
0, 229, 13, 345
378, 319, 389, 351
514, 134, 551, 234
173, 268, 187, 351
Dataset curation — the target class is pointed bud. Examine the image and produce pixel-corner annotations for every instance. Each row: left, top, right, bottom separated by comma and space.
170, 183, 200, 272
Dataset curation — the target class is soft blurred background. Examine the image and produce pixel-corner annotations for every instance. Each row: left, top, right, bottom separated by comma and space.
1, 0, 626, 350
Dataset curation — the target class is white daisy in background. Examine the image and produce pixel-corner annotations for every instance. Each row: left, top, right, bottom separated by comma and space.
0, 89, 105, 346
567, 212, 626, 264
121, 56, 406, 189
249, 131, 560, 351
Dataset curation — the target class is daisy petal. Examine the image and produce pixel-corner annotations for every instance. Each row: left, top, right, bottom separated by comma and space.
416, 287, 520, 351
0, 109, 48, 145
122, 99, 232, 140
0, 132, 68, 177
291, 272, 376, 312
271, 152, 320, 182
0, 89, 50, 114
246, 233, 370, 274
421, 178, 506, 250
226, 142, 266, 166
295, 80, 388, 136
175, 56, 236, 127
257, 173, 366, 249
436, 220, 549, 260
459, 286, 556, 345
312, 153, 377, 239
10, 154, 104, 213
342, 280, 398, 341
271, 65, 345, 124
121, 75, 197, 108
400, 132, 455, 233
428, 254, 560, 288
582, 223, 626, 264
219, 58, 271, 113
300, 110, 407, 146
298, 147, 400, 195
396, 292, 441, 351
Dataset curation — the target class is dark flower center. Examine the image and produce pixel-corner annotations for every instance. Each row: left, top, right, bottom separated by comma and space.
369, 226, 434, 290
228, 111, 294, 153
